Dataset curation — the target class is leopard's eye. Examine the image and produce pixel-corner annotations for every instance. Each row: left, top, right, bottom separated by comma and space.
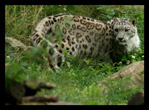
125, 29, 129, 32
115, 29, 118, 32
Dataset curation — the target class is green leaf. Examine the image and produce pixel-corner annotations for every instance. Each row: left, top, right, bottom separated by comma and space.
140, 71, 144, 74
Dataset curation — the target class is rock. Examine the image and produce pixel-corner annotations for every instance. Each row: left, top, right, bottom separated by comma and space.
45, 101, 81, 105
20, 101, 80, 105
5, 79, 80, 105
128, 91, 144, 105
22, 95, 58, 103
5, 80, 26, 104
98, 61, 144, 92
38, 81, 56, 90
111, 61, 144, 88
5, 79, 56, 104
24, 79, 56, 96
5, 36, 29, 50
20, 102, 45, 105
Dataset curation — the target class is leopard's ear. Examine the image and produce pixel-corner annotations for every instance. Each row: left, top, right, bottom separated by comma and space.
130, 19, 136, 26
113, 17, 119, 22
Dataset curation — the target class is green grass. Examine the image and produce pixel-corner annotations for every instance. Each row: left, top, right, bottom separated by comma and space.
5, 5, 144, 105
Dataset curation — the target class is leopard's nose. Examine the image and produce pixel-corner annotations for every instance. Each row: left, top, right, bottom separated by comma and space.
118, 38, 123, 41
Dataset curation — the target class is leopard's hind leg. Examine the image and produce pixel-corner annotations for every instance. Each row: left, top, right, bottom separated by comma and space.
47, 46, 65, 71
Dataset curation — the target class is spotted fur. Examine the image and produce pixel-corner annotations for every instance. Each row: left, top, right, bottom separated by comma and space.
31, 13, 140, 70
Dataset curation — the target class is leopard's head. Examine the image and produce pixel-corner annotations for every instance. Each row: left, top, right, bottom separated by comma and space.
112, 18, 137, 46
